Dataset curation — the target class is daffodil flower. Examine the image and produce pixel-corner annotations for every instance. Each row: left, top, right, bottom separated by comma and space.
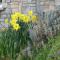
31, 15, 37, 22
22, 15, 30, 23
11, 14, 18, 20
10, 20, 17, 25
4, 18, 9, 24
13, 23, 21, 31
14, 12, 21, 17
28, 10, 33, 16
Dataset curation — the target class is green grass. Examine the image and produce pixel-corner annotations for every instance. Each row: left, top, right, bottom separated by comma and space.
0, 29, 60, 60
35, 34, 60, 60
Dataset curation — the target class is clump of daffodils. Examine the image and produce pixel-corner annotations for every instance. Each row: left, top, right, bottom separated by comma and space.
5, 10, 37, 31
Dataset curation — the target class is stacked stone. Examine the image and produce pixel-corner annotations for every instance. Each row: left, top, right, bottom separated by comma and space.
5, 0, 37, 14
6, 0, 21, 13
21, 0, 37, 15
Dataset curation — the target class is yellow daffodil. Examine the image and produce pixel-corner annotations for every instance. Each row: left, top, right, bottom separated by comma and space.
20, 14, 25, 20
28, 10, 33, 16
18, 14, 26, 21
4, 18, 9, 24
23, 15, 30, 23
10, 20, 17, 25
15, 12, 21, 16
31, 16, 37, 22
13, 23, 21, 31
11, 14, 18, 20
